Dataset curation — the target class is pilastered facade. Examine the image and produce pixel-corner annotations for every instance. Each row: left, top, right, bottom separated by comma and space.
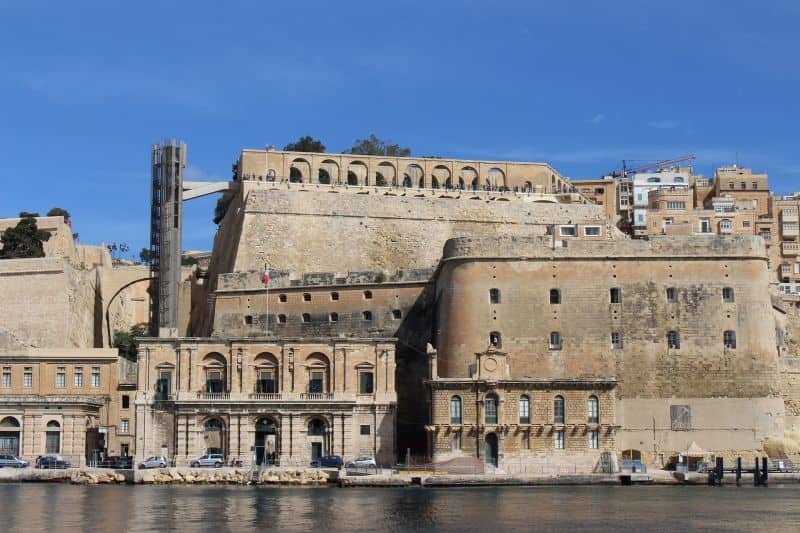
135, 338, 397, 467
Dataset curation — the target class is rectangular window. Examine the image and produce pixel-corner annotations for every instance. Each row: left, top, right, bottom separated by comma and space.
699, 219, 711, 233
554, 430, 565, 449
611, 331, 623, 349
489, 288, 501, 304
120, 419, 129, 434
23, 367, 32, 388
56, 367, 66, 388
559, 225, 576, 237
309, 371, 324, 393
722, 287, 734, 303
1, 367, 10, 388
257, 370, 276, 394
156, 371, 172, 400
121, 444, 129, 457
666, 201, 686, 210
360, 424, 370, 436
549, 332, 562, 350
666, 287, 677, 303
74, 367, 83, 388
45, 432, 60, 454
584, 226, 601, 236
359, 371, 374, 394
610, 288, 621, 304
589, 430, 599, 449
122, 395, 130, 409
742, 220, 751, 228
91, 367, 100, 388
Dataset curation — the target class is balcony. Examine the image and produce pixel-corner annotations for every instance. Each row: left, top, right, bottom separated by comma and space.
249, 393, 282, 400
783, 223, 799, 239
783, 242, 800, 256
300, 393, 335, 401
782, 210, 799, 223
196, 392, 230, 400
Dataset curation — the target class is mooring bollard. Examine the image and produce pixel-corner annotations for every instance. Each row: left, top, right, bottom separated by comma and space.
715, 457, 723, 486
761, 457, 768, 486
736, 457, 741, 487
754, 458, 760, 486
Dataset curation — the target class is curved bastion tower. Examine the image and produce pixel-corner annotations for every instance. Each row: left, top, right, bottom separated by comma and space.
427, 235, 785, 472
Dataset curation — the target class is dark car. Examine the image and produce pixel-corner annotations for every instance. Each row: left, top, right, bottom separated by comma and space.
99, 456, 121, 468
35, 455, 71, 469
310, 455, 343, 468
116, 456, 133, 469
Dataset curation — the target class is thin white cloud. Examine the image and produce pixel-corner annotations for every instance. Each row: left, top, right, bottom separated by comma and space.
648, 120, 680, 129
184, 164, 208, 180
590, 113, 605, 125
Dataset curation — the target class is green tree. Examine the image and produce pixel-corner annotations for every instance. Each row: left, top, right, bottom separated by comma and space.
283, 136, 326, 153
346, 134, 411, 157
46, 207, 70, 221
213, 194, 234, 224
113, 323, 149, 361
18, 211, 40, 218
0, 216, 51, 259
106, 242, 130, 261
139, 248, 154, 265
181, 255, 198, 266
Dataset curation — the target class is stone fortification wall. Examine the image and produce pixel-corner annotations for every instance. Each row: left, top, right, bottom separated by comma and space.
434, 234, 783, 455
0, 258, 99, 349
0, 216, 75, 262
229, 188, 613, 274
212, 268, 434, 345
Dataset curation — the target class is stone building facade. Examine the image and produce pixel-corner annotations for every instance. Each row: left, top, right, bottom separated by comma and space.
0, 348, 135, 465
426, 235, 784, 472
135, 338, 396, 467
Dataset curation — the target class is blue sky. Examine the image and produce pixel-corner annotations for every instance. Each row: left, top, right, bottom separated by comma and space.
2, 0, 799, 255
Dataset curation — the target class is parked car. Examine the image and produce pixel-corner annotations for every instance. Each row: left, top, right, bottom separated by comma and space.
99, 456, 121, 468
190, 454, 224, 468
310, 455, 343, 468
116, 456, 134, 469
345, 456, 377, 468
0, 454, 28, 468
35, 455, 71, 469
138, 456, 167, 469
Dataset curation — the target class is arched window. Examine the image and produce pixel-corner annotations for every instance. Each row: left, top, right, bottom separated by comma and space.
667, 330, 680, 349
553, 396, 565, 424
329, 312, 338, 322
450, 396, 462, 424
587, 395, 599, 424
666, 287, 677, 303
301, 313, 311, 323
519, 396, 530, 424
308, 418, 325, 436
362, 311, 372, 321
550, 289, 561, 304
724, 330, 737, 349
277, 314, 287, 324
45, 420, 61, 454
484, 394, 498, 425
489, 331, 502, 348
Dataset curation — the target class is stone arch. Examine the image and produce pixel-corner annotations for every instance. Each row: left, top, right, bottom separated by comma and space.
202, 352, 227, 394
45, 420, 61, 454
347, 161, 368, 186
319, 159, 338, 184
289, 157, 310, 183
524, 180, 533, 192
376, 161, 396, 187
254, 416, 279, 465
432, 165, 450, 189
0, 416, 21, 456
460, 166, 478, 190
254, 352, 280, 394
488, 167, 505, 189
305, 352, 331, 393
404, 163, 424, 188
306, 416, 329, 461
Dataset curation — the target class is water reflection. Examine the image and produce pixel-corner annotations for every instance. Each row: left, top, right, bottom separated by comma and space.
1, 484, 799, 532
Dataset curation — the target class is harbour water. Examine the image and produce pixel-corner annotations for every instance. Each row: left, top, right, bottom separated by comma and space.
1, 484, 799, 532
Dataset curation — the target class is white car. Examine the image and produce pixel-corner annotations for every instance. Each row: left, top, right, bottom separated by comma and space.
190, 454, 224, 468
345, 456, 377, 468
0, 454, 28, 468
138, 456, 167, 469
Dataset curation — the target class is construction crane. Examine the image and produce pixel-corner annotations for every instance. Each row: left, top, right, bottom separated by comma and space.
610, 154, 696, 178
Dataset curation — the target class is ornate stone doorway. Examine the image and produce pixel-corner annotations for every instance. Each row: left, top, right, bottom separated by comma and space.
255, 417, 278, 466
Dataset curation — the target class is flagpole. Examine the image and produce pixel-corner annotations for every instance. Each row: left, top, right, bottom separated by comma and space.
264, 263, 269, 338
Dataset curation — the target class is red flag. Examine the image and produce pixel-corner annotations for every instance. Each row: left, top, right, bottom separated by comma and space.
261, 270, 270, 286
